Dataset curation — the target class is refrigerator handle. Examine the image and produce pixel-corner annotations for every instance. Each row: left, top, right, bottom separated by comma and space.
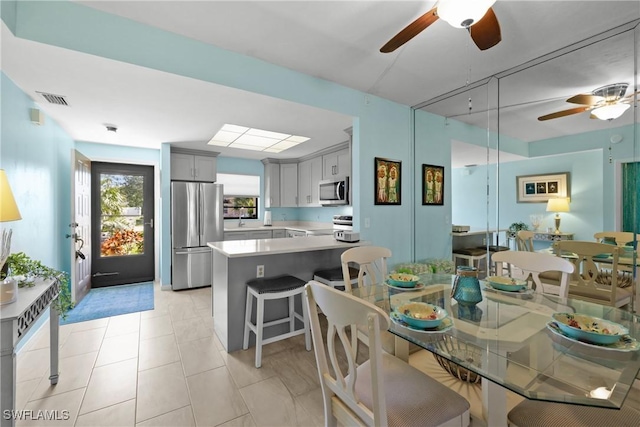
199, 184, 205, 243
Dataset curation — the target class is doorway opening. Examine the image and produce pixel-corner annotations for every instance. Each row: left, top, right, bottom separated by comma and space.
91, 162, 155, 287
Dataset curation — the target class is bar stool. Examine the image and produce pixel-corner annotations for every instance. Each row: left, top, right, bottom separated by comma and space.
452, 248, 488, 275
479, 244, 511, 275
313, 266, 359, 291
243, 274, 311, 368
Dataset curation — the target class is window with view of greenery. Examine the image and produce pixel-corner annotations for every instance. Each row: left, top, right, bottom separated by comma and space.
100, 174, 145, 257
224, 197, 258, 219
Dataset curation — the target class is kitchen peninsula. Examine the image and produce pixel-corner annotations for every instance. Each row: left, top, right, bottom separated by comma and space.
208, 235, 366, 352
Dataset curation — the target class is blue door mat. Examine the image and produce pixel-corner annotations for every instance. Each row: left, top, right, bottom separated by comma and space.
60, 282, 154, 325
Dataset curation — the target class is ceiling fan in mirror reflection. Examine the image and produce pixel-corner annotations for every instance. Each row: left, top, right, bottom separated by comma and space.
538, 83, 637, 122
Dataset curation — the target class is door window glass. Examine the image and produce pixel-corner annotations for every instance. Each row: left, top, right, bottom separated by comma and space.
100, 173, 145, 257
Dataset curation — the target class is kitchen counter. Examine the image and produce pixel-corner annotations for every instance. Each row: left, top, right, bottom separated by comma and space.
223, 221, 333, 233
209, 235, 367, 352
208, 235, 361, 257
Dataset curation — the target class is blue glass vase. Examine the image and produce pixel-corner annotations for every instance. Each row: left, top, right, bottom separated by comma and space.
451, 266, 483, 306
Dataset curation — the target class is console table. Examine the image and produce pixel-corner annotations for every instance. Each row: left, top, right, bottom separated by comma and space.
1, 278, 60, 427
532, 231, 573, 242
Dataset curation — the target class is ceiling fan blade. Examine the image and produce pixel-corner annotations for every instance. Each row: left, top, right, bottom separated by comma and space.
566, 94, 604, 105
469, 7, 501, 51
538, 106, 591, 121
380, 7, 439, 53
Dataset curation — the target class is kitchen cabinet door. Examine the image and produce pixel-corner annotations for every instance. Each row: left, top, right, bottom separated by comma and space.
171, 153, 217, 182
297, 156, 322, 207
224, 231, 250, 241
322, 148, 350, 179
263, 161, 280, 208
194, 155, 216, 182
280, 163, 298, 207
272, 229, 286, 238
248, 230, 273, 239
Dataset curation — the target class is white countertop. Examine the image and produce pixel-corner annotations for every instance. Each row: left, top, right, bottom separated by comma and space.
208, 235, 365, 258
223, 221, 334, 234
452, 228, 507, 236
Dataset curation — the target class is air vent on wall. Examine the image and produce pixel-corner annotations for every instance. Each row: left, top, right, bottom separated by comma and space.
36, 91, 69, 106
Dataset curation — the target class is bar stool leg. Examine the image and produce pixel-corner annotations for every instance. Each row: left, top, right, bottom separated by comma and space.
289, 295, 295, 332
243, 289, 253, 350
255, 294, 264, 368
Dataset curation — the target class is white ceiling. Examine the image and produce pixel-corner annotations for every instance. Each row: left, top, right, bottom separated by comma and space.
2, 1, 639, 166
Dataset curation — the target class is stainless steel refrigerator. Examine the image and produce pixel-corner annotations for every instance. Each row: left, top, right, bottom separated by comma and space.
171, 182, 224, 290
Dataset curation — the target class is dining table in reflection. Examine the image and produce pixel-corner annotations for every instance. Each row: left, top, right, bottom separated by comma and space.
349, 273, 640, 427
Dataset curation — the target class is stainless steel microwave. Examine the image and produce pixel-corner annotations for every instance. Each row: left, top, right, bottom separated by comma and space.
319, 176, 349, 206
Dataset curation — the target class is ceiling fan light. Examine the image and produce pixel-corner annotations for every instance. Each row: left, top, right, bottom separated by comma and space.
438, 0, 496, 28
591, 103, 630, 121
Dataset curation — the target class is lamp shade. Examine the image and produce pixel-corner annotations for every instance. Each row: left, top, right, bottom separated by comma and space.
438, 0, 496, 28
546, 197, 570, 213
0, 170, 22, 222
591, 103, 630, 121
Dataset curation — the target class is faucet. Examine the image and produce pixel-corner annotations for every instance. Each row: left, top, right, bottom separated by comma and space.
238, 213, 245, 227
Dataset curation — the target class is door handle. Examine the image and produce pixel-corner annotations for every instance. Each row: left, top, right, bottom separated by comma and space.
93, 272, 119, 277
175, 249, 211, 255
144, 219, 154, 228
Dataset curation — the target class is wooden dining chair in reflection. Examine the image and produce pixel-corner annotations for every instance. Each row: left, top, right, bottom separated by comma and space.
492, 250, 574, 298
554, 240, 633, 309
516, 230, 535, 252
304, 281, 471, 427
594, 231, 636, 247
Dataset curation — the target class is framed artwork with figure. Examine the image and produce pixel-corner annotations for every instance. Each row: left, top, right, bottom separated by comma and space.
422, 164, 444, 205
374, 157, 401, 205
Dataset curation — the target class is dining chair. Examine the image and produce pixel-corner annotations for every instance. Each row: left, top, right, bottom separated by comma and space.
516, 230, 535, 252
554, 240, 633, 309
340, 246, 397, 356
492, 250, 574, 298
594, 231, 636, 247
340, 245, 391, 292
304, 280, 471, 427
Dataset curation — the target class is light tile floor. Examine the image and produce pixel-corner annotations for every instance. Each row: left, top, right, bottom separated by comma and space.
14, 283, 640, 426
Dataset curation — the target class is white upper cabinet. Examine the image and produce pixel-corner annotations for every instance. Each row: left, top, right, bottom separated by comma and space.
280, 163, 298, 207
322, 147, 350, 179
171, 152, 217, 182
298, 156, 322, 207
262, 160, 281, 208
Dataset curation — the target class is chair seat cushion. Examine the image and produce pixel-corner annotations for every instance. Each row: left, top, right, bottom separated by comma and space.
478, 245, 510, 252
313, 266, 359, 282
247, 275, 305, 294
355, 353, 469, 426
454, 247, 487, 257
569, 283, 632, 303
508, 398, 640, 427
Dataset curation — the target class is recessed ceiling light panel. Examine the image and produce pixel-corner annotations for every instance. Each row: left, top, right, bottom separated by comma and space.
207, 123, 310, 153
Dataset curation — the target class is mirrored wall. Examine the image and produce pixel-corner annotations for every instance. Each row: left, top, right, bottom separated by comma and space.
413, 19, 639, 282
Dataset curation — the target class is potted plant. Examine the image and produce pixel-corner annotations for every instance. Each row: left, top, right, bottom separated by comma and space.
1, 252, 74, 318
507, 222, 529, 240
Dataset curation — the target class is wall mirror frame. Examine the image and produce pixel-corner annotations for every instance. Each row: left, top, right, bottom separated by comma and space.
411, 18, 639, 295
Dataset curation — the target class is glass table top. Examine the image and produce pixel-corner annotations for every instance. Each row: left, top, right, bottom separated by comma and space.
349, 273, 640, 409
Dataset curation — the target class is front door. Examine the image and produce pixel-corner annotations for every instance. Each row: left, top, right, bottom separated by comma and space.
70, 150, 92, 302
91, 162, 154, 287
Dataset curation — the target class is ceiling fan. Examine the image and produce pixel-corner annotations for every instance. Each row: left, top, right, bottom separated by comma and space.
380, 0, 501, 53
538, 83, 635, 122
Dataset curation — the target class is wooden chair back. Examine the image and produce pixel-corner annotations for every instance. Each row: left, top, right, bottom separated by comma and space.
516, 230, 535, 252
341, 246, 392, 292
594, 231, 636, 247
492, 250, 574, 298
305, 280, 389, 426
554, 240, 631, 308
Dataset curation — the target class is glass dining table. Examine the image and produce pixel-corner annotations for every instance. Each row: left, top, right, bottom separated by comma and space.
349, 273, 640, 427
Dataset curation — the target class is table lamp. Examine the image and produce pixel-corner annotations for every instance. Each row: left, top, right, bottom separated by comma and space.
546, 197, 570, 234
0, 169, 22, 304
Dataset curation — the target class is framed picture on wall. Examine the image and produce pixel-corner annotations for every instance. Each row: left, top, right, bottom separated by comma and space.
422, 164, 444, 205
374, 157, 401, 205
516, 172, 570, 203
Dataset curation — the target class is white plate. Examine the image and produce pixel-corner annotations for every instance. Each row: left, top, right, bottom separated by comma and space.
390, 311, 454, 333
546, 322, 640, 352
484, 284, 534, 295
385, 281, 426, 291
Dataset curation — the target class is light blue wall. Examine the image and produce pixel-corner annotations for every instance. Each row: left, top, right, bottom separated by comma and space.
0, 73, 73, 273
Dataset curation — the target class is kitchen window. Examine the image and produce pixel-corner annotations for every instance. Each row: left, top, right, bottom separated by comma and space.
217, 173, 260, 219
